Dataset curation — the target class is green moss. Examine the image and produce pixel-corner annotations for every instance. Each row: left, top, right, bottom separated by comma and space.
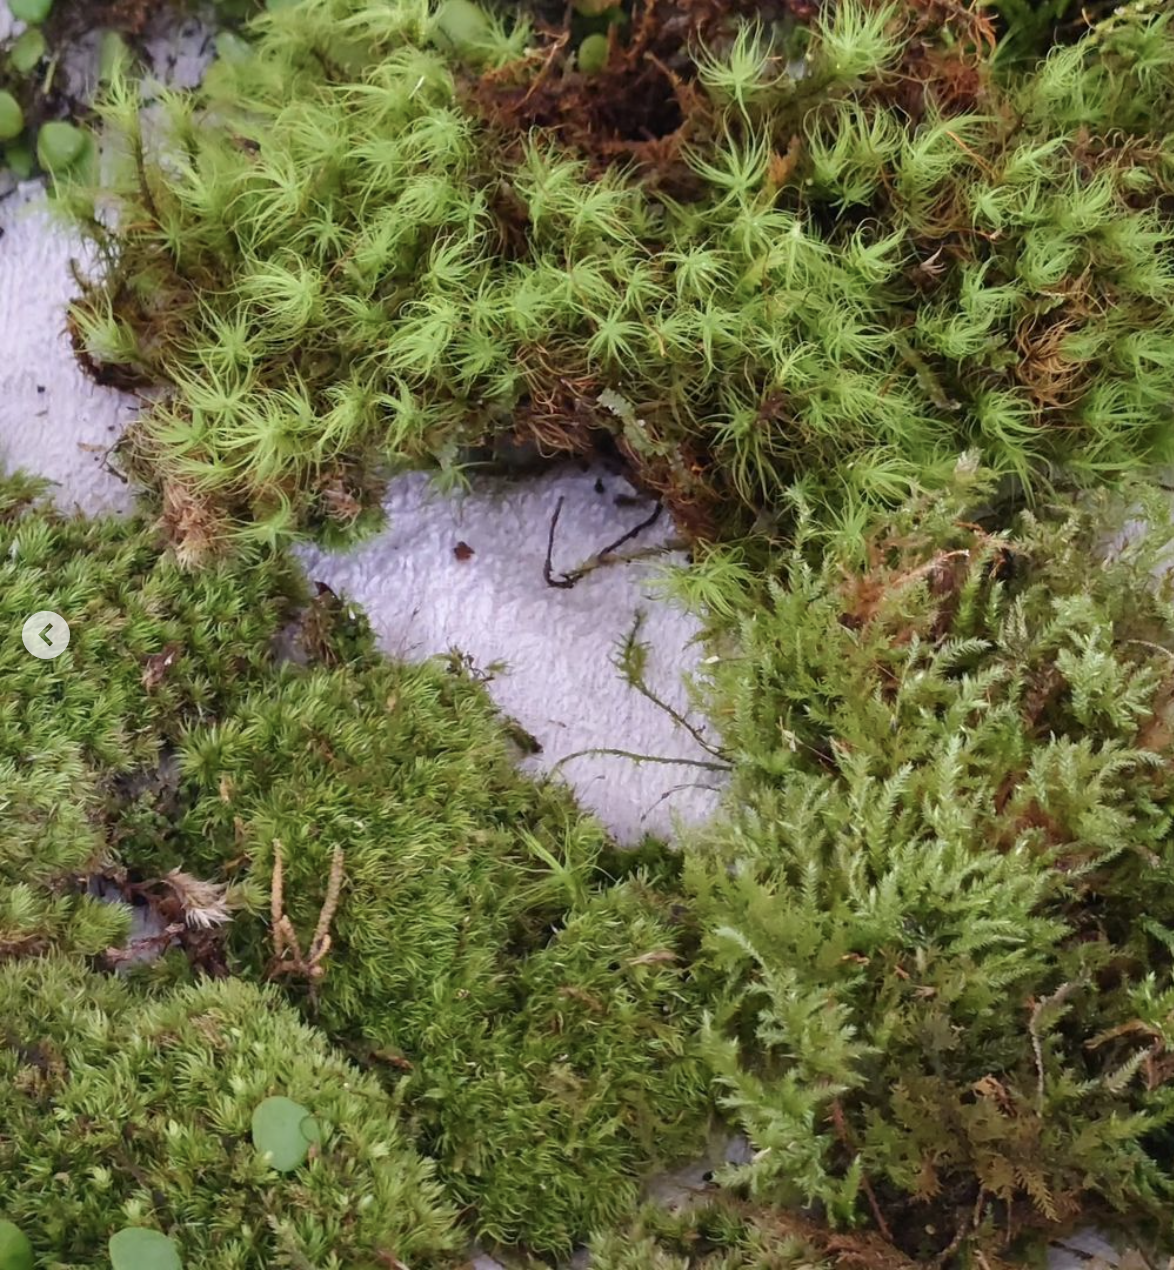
128, 660, 709, 1251
0, 479, 308, 960
0, 956, 459, 1267
680, 476, 1174, 1259
0, 474, 708, 1255
65, 0, 1174, 554
586, 1200, 838, 1268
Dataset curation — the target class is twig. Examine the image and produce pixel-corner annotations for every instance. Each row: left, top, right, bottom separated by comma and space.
519, 26, 570, 105
640, 780, 725, 822
551, 746, 731, 775
104, 923, 184, 965
595, 502, 664, 561
830, 1098, 893, 1244
544, 496, 674, 588
544, 496, 575, 589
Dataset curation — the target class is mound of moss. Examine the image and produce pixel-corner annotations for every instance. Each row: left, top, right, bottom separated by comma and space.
66, 0, 1174, 555
682, 478, 1174, 1261
0, 956, 460, 1267
0, 473, 710, 1256
120, 657, 708, 1251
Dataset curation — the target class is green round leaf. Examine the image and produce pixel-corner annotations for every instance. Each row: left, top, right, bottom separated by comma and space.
0, 1221, 33, 1270
4, 141, 34, 180
577, 33, 610, 74
109, 1228, 181, 1270
7, 0, 53, 23
214, 31, 252, 63
98, 31, 131, 83
251, 1095, 321, 1172
0, 92, 23, 143
9, 27, 46, 73
35, 120, 86, 171
431, 0, 491, 59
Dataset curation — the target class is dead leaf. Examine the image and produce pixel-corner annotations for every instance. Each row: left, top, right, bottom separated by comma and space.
142, 643, 181, 691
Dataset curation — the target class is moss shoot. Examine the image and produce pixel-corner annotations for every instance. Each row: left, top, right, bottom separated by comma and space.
66, 0, 1174, 555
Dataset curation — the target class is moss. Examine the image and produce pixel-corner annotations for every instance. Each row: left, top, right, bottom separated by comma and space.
63, 0, 1174, 555
0, 473, 709, 1256
128, 661, 710, 1251
0, 479, 310, 960
586, 1199, 839, 1268
680, 477, 1174, 1260
0, 955, 460, 1267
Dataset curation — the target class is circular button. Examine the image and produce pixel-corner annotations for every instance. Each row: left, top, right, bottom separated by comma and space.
22, 611, 70, 660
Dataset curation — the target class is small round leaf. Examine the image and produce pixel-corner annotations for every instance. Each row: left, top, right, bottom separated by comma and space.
4, 141, 33, 180
0, 1221, 33, 1270
109, 1228, 181, 1270
251, 1095, 321, 1172
97, 31, 131, 83
35, 120, 86, 171
7, 0, 53, 23
0, 92, 23, 143
431, 0, 491, 59
577, 33, 610, 74
9, 27, 46, 73
213, 31, 251, 64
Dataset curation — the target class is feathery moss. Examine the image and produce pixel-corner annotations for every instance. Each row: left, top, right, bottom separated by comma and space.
64, 0, 1174, 556
681, 477, 1174, 1260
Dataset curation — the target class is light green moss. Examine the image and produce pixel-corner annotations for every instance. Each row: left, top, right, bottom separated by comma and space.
66, 0, 1174, 553
0, 957, 460, 1267
681, 477, 1174, 1258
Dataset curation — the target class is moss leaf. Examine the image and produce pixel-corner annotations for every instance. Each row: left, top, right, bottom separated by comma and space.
6, 0, 52, 23
9, 28, 46, 74
35, 120, 85, 171
0, 93, 23, 144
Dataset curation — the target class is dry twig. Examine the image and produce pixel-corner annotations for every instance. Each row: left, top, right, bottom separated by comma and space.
268, 840, 346, 992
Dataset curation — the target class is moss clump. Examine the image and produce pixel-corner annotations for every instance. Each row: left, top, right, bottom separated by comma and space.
126, 661, 709, 1252
681, 478, 1174, 1260
0, 474, 313, 962
0, 472, 709, 1257
66, 0, 1174, 556
0, 956, 460, 1267
586, 1199, 839, 1268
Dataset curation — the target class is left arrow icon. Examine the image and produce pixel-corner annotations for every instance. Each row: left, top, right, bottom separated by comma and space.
22, 611, 70, 660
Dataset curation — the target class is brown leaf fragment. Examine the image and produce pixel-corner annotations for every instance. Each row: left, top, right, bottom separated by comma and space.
142, 642, 181, 690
